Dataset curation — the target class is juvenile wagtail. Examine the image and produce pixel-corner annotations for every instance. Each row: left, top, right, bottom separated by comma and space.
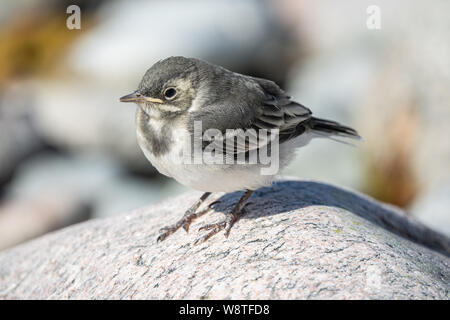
120, 56, 360, 244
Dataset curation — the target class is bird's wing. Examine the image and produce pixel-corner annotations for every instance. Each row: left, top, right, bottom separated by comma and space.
250, 76, 312, 143
198, 76, 313, 155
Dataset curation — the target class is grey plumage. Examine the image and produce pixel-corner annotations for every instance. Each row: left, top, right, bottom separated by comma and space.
138, 57, 199, 99
182, 58, 359, 149
134, 56, 360, 157
135, 110, 173, 157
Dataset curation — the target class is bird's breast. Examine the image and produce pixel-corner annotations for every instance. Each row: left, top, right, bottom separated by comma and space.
136, 110, 190, 178
136, 116, 172, 156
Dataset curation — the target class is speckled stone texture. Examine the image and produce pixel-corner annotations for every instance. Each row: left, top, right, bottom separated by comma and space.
0, 179, 449, 299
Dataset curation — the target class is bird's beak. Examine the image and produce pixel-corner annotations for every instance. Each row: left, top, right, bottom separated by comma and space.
120, 91, 140, 102
119, 91, 163, 104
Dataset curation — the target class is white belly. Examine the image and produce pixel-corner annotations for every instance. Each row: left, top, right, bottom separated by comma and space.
137, 123, 314, 192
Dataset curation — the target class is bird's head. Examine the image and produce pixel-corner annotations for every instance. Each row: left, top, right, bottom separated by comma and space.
120, 56, 205, 118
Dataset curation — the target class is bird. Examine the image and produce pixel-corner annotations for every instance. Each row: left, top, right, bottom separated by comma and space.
120, 56, 360, 244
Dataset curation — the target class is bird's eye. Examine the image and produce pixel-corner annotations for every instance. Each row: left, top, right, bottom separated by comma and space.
163, 87, 177, 100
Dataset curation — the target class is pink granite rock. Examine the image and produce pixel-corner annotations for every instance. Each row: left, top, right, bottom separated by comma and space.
0, 179, 448, 299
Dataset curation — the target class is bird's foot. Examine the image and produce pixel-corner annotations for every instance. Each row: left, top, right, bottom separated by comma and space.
156, 201, 219, 242
194, 207, 248, 245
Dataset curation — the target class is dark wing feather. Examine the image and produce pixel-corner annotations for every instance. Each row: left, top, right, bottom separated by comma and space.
194, 75, 313, 155
249, 76, 312, 144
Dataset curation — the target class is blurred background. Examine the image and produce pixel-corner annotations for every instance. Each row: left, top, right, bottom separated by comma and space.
0, 0, 448, 251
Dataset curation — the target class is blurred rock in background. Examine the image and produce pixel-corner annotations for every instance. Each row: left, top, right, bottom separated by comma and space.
0, 88, 46, 190
0, 0, 448, 251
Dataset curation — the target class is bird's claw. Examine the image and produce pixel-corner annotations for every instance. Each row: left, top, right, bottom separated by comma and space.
207, 200, 221, 209
156, 202, 219, 243
157, 218, 189, 243
194, 208, 247, 245
198, 221, 225, 231
156, 230, 171, 243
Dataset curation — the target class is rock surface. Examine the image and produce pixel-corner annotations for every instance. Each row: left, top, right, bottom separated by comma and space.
0, 179, 449, 299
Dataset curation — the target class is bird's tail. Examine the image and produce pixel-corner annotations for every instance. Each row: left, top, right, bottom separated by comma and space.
307, 117, 361, 141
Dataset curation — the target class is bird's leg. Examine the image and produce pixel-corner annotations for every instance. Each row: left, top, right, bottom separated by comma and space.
157, 192, 215, 242
195, 190, 254, 244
